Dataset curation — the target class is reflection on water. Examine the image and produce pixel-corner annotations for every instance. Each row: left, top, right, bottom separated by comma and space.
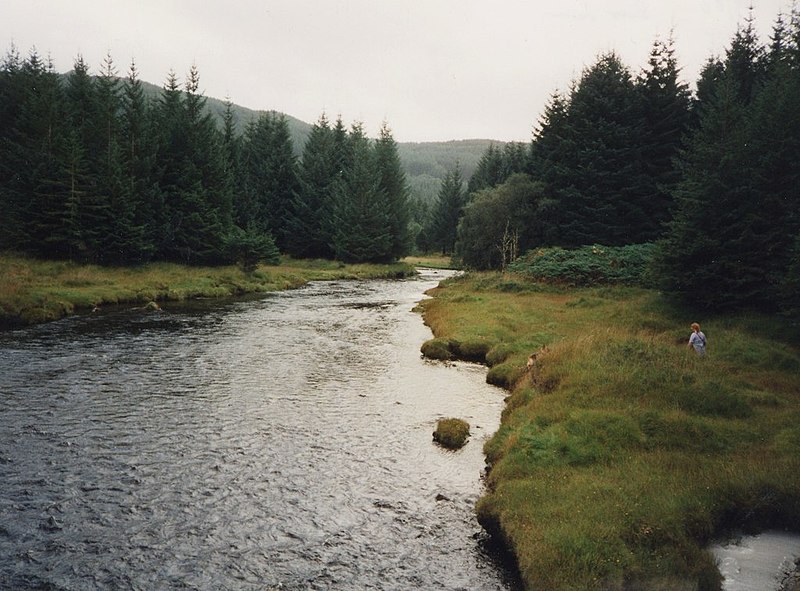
0, 270, 519, 590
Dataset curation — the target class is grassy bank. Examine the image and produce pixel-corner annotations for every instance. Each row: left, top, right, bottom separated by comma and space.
0, 253, 414, 327
401, 254, 457, 269
419, 272, 800, 591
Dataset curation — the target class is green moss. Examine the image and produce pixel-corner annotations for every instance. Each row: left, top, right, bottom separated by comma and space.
433, 418, 470, 449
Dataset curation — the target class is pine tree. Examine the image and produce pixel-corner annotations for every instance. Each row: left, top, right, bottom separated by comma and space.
239, 112, 298, 248
552, 52, 645, 246
373, 121, 411, 260
0, 43, 26, 249
635, 35, 692, 239
284, 113, 338, 258
330, 123, 392, 263
119, 59, 157, 262
430, 162, 465, 254
467, 143, 505, 194
20, 52, 69, 257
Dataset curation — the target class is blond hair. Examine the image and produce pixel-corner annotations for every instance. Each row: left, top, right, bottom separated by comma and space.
691, 322, 700, 331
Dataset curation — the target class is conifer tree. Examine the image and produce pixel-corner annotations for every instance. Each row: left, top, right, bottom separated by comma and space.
0, 43, 26, 249
92, 52, 140, 263
284, 113, 337, 258
554, 52, 645, 246
659, 12, 788, 308
21, 52, 70, 258
119, 59, 157, 262
373, 121, 410, 260
467, 143, 505, 194
330, 123, 392, 262
430, 162, 465, 254
635, 35, 692, 239
239, 112, 298, 248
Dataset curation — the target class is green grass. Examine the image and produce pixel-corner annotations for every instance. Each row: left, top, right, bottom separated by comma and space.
0, 253, 414, 327
419, 271, 800, 591
401, 254, 459, 269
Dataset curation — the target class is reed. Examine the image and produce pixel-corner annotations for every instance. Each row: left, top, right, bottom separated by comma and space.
420, 271, 800, 590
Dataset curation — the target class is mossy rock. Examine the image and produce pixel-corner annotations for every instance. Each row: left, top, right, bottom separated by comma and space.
433, 418, 470, 449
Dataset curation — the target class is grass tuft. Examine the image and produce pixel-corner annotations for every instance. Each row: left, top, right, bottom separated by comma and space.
433, 418, 470, 449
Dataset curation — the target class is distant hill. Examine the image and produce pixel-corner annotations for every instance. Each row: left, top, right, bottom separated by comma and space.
138, 79, 505, 203
397, 139, 502, 203
138, 80, 314, 154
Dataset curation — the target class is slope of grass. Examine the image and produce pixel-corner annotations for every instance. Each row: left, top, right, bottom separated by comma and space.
0, 253, 414, 327
419, 271, 800, 591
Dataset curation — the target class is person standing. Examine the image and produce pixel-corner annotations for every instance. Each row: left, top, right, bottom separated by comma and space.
688, 322, 707, 356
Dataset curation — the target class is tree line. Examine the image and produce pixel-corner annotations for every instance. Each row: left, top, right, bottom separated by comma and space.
0, 49, 410, 268
428, 8, 800, 314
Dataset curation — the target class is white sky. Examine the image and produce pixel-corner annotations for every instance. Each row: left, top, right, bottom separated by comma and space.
2, 0, 793, 142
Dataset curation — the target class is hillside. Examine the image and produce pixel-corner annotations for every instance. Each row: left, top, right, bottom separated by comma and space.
140, 80, 502, 203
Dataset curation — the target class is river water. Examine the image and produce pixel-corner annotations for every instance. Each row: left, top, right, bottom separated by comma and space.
0, 269, 519, 590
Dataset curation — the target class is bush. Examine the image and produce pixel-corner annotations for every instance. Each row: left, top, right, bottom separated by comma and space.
509, 243, 657, 287
433, 418, 470, 449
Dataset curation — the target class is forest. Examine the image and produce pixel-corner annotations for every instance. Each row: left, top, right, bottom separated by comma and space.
428, 8, 800, 317
0, 52, 410, 269
1, 7, 799, 316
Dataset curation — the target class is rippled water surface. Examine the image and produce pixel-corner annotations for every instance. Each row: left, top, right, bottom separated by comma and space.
0, 270, 518, 590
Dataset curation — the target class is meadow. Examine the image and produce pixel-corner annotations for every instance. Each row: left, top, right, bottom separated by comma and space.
420, 271, 800, 591
0, 253, 413, 327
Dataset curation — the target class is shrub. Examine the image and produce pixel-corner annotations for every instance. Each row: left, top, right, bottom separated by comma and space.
509, 243, 657, 287
433, 418, 470, 449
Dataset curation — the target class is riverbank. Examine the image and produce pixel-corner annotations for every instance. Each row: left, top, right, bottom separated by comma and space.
418, 271, 800, 591
0, 253, 414, 328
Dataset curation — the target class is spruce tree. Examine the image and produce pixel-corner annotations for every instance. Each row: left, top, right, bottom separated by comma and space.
330, 123, 392, 263
635, 35, 692, 240
239, 112, 298, 248
655, 12, 788, 311
553, 52, 645, 246
430, 162, 465, 254
119, 59, 157, 262
284, 113, 337, 258
467, 143, 505, 194
373, 121, 411, 260
21, 52, 70, 258
0, 43, 26, 249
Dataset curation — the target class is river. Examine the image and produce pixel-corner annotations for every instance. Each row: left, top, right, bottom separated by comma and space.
0, 269, 519, 590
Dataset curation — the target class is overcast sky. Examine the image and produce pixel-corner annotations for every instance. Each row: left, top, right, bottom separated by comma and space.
2, 1, 793, 142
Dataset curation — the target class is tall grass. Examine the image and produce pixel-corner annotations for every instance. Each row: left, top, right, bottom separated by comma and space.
0, 253, 414, 327
420, 271, 800, 590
